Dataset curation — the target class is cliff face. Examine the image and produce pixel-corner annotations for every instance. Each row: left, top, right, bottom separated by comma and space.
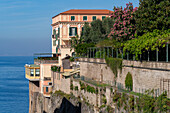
34, 92, 96, 113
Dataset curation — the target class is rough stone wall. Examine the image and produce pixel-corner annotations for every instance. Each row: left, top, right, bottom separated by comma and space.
80, 58, 170, 97
52, 72, 70, 94
29, 81, 40, 113
33, 92, 95, 113
80, 61, 115, 85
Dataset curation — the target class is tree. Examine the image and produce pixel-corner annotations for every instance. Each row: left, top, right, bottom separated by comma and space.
125, 72, 133, 91
109, 2, 137, 42
89, 19, 105, 43
81, 22, 91, 43
135, 0, 170, 36
102, 17, 114, 37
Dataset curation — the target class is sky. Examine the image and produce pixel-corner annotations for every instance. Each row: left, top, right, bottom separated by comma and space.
0, 0, 139, 56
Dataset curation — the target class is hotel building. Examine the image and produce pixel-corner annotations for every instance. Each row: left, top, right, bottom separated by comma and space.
25, 9, 113, 113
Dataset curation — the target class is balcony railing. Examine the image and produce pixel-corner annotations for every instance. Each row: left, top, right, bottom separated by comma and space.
61, 45, 71, 48
34, 57, 59, 64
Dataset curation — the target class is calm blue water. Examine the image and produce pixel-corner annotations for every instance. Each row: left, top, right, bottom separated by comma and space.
0, 56, 34, 113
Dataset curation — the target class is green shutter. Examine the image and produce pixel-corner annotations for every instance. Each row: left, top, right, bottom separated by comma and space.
53, 29, 56, 35
58, 28, 60, 37
75, 27, 77, 35
83, 16, 87, 21
56, 47, 58, 53
71, 16, 75, 21
82, 27, 84, 32
69, 27, 72, 36
58, 40, 60, 47
93, 16, 96, 20
102, 16, 106, 20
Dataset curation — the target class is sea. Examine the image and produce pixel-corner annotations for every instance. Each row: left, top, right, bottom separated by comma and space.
0, 56, 34, 113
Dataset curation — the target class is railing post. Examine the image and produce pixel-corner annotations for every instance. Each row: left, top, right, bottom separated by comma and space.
112, 48, 113, 58
133, 55, 135, 61
107, 47, 109, 57
116, 49, 118, 58
103, 48, 105, 59
166, 43, 168, 62
148, 51, 149, 61
121, 49, 123, 59
100, 48, 101, 58
93, 48, 95, 58
156, 48, 158, 62
127, 52, 129, 60
90, 48, 91, 58
96, 48, 97, 58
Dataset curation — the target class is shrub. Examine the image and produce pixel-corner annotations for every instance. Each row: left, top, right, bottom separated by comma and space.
69, 57, 74, 62
125, 72, 133, 91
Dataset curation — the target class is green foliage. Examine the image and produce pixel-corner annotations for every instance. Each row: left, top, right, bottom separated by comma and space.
113, 90, 121, 102
81, 18, 114, 44
109, 3, 137, 42
125, 72, 133, 91
74, 86, 78, 91
75, 43, 95, 56
102, 17, 114, 37
81, 22, 91, 43
102, 94, 107, 104
135, 0, 170, 36
70, 83, 73, 90
69, 57, 74, 62
51, 66, 61, 72
80, 81, 86, 90
95, 51, 105, 58
128, 95, 135, 111
123, 29, 170, 58
86, 85, 96, 94
89, 19, 105, 43
105, 57, 122, 77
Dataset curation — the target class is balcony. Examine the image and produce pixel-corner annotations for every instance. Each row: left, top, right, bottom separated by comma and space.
25, 64, 40, 81
34, 57, 59, 64
61, 45, 71, 48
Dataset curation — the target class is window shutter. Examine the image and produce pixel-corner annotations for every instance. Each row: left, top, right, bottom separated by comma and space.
83, 16, 87, 21
58, 28, 60, 37
56, 47, 58, 53
53, 29, 56, 35
93, 16, 96, 20
69, 27, 72, 36
102, 16, 106, 20
75, 27, 77, 35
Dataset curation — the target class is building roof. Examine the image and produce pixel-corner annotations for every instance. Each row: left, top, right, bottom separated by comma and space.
52, 9, 113, 19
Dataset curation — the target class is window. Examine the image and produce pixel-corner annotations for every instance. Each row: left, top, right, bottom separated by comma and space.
69, 27, 77, 36
92, 16, 96, 20
35, 69, 40, 76
53, 40, 56, 46
48, 82, 52, 85
83, 16, 87, 21
30, 69, 34, 76
46, 87, 48, 92
102, 16, 106, 20
71, 16, 75, 21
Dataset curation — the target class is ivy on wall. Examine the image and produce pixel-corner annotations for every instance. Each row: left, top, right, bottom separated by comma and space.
105, 57, 122, 77
51, 66, 61, 72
